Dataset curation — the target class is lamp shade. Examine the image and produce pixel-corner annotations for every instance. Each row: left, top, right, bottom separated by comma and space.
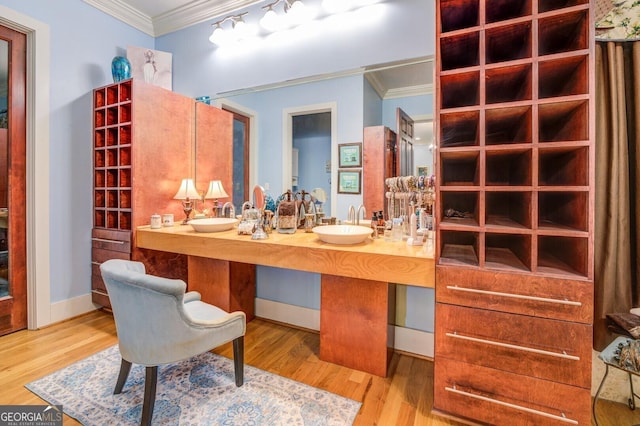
204, 180, 229, 199
173, 178, 200, 200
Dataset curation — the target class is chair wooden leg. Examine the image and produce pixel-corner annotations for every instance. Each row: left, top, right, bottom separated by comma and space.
233, 336, 244, 387
141, 366, 157, 426
114, 359, 132, 394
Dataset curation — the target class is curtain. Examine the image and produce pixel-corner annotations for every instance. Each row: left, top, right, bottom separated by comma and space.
594, 40, 640, 351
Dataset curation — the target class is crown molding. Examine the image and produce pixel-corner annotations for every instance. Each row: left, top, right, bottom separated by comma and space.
385, 83, 433, 99
216, 67, 366, 98
365, 73, 433, 100
153, 0, 262, 36
83, 0, 263, 37
364, 72, 386, 99
83, 0, 154, 36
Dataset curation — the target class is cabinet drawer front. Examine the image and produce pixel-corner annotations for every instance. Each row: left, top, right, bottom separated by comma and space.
92, 247, 130, 264
436, 266, 593, 323
435, 304, 591, 388
91, 228, 131, 253
434, 358, 591, 425
91, 290, 111, 309
91, 273, 107, 293
91, 248, 130, 306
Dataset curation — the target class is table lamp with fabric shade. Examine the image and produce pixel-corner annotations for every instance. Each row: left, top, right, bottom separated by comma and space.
173, 178, 200, 224
204, 180, 229, 217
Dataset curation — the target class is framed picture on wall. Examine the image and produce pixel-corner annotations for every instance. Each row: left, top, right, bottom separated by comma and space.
338, 170, 361, 194
417, 165, 429, 177
338, 143, 362, 168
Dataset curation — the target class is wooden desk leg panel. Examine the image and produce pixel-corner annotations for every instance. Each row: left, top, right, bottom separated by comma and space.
187, 256, 256, 321
320, 274, 395, 377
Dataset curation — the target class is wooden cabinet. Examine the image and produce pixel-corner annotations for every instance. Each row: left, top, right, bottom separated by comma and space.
433, 1, 594, 424
92, 79, 234, 308
363, 126, 396, 218
91, 228, 130, 307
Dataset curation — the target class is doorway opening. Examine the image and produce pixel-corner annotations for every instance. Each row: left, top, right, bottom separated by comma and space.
292, 112, 332, 214
283, 102, 337, 218
227, 110, 250, 211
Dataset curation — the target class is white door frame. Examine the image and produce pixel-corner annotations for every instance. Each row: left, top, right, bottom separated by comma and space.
282, 102, 337, 218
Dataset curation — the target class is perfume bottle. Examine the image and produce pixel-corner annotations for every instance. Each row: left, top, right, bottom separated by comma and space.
370, 212, 378, 239
377, 211, 385, 235
304, 213, 315, 233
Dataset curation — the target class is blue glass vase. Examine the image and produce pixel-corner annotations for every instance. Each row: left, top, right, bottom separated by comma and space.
111, 56, 132, 83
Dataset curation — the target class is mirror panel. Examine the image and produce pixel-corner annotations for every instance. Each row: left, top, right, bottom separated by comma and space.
213, 56, 435, 219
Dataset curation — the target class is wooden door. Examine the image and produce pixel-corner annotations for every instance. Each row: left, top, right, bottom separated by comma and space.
396, 107, 414, 176
0, 25, 27, 335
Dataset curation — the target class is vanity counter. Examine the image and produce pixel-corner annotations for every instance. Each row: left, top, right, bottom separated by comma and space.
136, 224, 434, 376
136, 224, 434, 288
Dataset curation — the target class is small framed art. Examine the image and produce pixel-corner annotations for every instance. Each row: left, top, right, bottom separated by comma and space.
338, 143, 362, 168
416, 165, 430, 177
337, 170, 362, 194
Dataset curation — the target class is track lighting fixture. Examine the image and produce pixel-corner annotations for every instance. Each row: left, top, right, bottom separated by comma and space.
209, 12, 256, 46
209, 0, 385, 46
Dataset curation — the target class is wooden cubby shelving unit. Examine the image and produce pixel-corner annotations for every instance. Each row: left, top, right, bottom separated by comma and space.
433, 1, 594, 424
91, 79, 235, 309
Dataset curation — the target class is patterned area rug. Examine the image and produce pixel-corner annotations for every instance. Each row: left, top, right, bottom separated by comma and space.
26, 345, 361, 425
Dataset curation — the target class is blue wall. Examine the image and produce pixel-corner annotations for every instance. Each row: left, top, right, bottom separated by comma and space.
0, 0, 153, 304
0, 0, 435, 332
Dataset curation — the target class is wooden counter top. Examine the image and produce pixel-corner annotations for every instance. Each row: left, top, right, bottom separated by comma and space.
136, 225, 434, 287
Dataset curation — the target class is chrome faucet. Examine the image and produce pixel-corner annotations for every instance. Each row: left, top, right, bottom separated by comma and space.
222, 202, 235, 218
357, 204, 366, 225
347, 205, 355, 224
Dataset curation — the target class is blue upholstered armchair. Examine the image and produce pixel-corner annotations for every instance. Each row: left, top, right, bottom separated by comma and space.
100, 259, 246, 426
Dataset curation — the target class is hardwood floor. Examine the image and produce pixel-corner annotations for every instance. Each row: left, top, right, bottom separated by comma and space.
0, 309, 638, 425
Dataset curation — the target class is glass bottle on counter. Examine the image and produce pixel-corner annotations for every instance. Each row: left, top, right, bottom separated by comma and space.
391, 217, 403, 242
370, 212, 378, 238
377, 211, 385, 235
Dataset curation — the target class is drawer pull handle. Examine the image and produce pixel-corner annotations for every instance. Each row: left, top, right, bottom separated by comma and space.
446, 332, 580, 361
92, 238, 125, 244
445, 386, 578, 425
447, 285, 581, 306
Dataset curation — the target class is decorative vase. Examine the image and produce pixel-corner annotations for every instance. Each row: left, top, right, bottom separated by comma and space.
111, 56, 132, 83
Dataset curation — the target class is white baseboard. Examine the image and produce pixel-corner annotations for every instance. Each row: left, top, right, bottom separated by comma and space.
47, 295, 435, 358
49, 293, 98, 325
255, 298, 320, 331
254, 298, 434, 358
394, 325, 434, 358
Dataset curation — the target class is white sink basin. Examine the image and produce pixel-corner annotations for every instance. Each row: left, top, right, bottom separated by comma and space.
312, 225, 372, 245
343, 219, 372, 226
189, 217, 238, 233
